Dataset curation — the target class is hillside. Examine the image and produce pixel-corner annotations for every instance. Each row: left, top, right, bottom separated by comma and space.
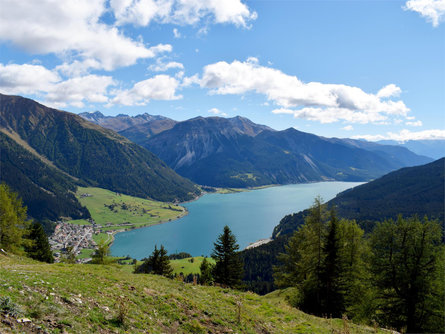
0, 94, 200, 214
0, 254, 387, 334
243, 159, 445, 294
0, 131, 90, 221
273, 157, 445, 238
139, 116, 431, 187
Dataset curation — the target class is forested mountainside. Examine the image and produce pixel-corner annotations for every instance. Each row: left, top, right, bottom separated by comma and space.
242, 158, 445, 294
0, 94, 200, 221
0, 131, 90, 221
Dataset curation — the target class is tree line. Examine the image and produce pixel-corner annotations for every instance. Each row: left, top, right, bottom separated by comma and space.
273, 197, 444, 333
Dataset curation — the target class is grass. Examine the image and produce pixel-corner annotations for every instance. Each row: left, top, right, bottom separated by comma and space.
0, 253, 388, 334
71, 187, 186, 230
170, 257, 216, 276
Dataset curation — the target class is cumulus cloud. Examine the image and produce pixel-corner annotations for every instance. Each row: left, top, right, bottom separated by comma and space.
148, 58, 184, 72
110, 0, 257, 27
199, 59, 410, 124
0, 63, 60, 95
404, 0, 445, 27
46, 75, 115, 108
353, 129, 445, 142
208, 107, 227, 116
0, 63, 115, 108
110, 75, 181, 106
0, 0, 171, 72
342, 125, 354, 131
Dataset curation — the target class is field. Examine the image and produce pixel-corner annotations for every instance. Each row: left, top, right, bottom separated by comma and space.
0, 253, 387, 334
170, 257, 216, 276
72, 187, 186, 228
65, 187, 187, 258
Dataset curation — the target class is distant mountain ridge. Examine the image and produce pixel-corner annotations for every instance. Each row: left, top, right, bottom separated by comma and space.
0, 94, 200, 221
79, 111, 168, 132
377, 139, 445, 160
137, 117, 432, 187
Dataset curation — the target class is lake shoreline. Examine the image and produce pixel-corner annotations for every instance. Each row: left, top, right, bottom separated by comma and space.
110, 181, 365, 259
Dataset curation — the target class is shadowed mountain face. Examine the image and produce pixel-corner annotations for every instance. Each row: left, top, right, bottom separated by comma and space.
0, 94, 200, 220
127, 116, 432, 188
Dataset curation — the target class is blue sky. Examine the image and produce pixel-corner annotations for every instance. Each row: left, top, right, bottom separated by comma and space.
0, 0, 444, 141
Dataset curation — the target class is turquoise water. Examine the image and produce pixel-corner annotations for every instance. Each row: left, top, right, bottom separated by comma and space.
111, 182, 363, 259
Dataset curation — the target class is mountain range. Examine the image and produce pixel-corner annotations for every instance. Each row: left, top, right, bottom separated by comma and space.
104, 115, 431, 188
0, 94, 200, 221
377, 139, 445, 160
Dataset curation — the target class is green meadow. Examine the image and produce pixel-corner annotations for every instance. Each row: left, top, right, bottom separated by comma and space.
0, 253, 387, 334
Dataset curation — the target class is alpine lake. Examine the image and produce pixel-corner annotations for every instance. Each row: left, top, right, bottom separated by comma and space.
110, 181, 364, 259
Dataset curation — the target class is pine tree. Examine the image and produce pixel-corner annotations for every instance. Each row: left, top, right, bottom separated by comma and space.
370, 216, 444, 333
274, 197, 329, 314
319, 209, 343, 317
25, 222, 54, 263
211, 225, 243, 288
137, 245, 173, 277
199, 257, 214, 285
0, 183, 28, 253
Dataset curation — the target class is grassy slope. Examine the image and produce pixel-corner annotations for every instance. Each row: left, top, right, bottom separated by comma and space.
0, 254, 385, 334
72, 187, 186, 228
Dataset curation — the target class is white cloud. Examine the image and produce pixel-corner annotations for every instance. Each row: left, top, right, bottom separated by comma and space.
110, 0, 257, 27
208, 107, 227, 116
0, 0, 172, 72
111, 75, 181, 106
342, 125, 354, 131
377, 84, 402, 98
406, 120, 423, 126
199, 59, 410, 124
404, 0, 445, 27
0, 63, 60, 95
46, 75, 115, 108
353, 129, 445, 142
173, 28, 181, 38
0, 63, 115, 108
148, 58, 184, 72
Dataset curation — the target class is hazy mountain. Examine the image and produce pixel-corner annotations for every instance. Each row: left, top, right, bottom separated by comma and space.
135, 116, 432, 187
377, 139, 445, 160
0, 94, 200, 217
78, 111, 168, 132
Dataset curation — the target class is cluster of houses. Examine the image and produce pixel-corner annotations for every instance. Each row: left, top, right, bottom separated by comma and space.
49, 222, 96, 262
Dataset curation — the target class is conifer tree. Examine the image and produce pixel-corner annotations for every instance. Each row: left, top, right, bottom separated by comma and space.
25, 222, 54, 263
0, 183, 28, 253
137, 245, 173, 277
199, 257, 214, 285
370, 216, 444, 333
211, 226, 243, 288
319, 209, 343, 317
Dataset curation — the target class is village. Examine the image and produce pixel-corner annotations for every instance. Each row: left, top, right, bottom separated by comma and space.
49, 222, 96, 263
